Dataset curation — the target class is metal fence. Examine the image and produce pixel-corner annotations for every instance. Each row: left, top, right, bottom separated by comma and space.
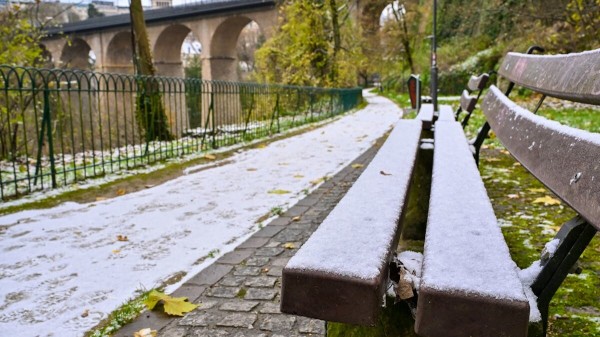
0, 66, 362, 200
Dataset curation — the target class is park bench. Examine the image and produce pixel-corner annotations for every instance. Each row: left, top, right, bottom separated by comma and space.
281, 47, 599, 337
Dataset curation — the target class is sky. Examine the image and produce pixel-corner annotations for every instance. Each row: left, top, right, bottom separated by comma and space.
0, 91, 403, 337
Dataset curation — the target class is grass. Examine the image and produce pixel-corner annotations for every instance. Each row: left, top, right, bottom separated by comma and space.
85, 289, 152, 337
329, 92, 600, 336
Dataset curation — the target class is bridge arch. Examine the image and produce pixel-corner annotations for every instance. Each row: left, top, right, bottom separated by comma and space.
60, 38, 94, 70
153, 24, 197, 78
106, 31, 134, 74
207, 15, 264, 82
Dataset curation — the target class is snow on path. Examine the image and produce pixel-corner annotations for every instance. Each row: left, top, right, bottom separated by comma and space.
0, 91, 402, 337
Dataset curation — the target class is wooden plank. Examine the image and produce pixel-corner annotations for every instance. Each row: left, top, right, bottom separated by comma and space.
467, 73, 489, 92
415, 121, 529, 337
482, 86, 600, 230
498, 49, 600, 104
460, 89, 477, 113
281, 120, 422, 325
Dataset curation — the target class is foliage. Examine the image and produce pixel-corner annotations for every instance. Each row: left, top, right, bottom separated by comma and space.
87, 3, 105, 18
143, 290, 198, 316
0, 5, 45, 67
254, 0, 363, 88
185, 55, 203, 128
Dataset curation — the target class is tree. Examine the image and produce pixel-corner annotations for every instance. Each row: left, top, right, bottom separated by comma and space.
87, 4, 105, 19
129, 0, 173, 141
0, 5, 45, 66
254, 0, 361, 88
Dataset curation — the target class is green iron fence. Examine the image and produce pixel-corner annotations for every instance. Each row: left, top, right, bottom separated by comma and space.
0, 66, 363, 200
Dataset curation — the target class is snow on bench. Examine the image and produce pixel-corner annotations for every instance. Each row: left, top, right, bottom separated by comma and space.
415, 121, 530, 337
437, 105, 455, 121
416, 104, 434, 129
281, 119, 422, 325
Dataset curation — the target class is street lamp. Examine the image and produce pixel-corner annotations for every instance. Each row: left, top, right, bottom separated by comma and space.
431, 0, 438, 113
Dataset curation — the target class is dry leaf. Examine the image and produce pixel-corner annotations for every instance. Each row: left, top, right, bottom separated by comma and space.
533, 196, 561, 206
283, 242, 296, 249
247, 168, 258, 172
144, 290, 198, 316
380, 170, 392, 176
292, 216, 301, 222
145, 185, 155, 188
485, 157, 501, 162
117, 235, 129, 242
95, 197, 107, 201
116, 189, 126, 196
513, 162, 522, 167
351, 163, 364, 169
268, 189, 291, 195
507, 194, 520, 199
112, 249, 121, 254
528, 188, 546, 193
134, 328, 157, 337
81, 309, 89, 318
293, 174, 304, 179
257, 144, 267, 149
310, 177, 325, 186
204, 154, 216, 160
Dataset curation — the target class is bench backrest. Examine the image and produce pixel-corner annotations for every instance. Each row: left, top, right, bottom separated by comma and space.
483, 49, 600, 229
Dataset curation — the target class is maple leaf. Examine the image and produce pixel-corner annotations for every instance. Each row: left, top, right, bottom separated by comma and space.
144, 290, 198, 316
268, 189, 291, 195
533, 196, 561, 206
283, 242, 296, 249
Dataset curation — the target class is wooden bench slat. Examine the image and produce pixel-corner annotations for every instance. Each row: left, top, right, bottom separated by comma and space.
415, 121, 529, 337
467, 73, 490, 92
459, 89, 477, 113
483, 85, 600, 230
498, 49, 600, 105
416, 104, 434, 129
281, 120, 422, 325
437, 105, 454, 121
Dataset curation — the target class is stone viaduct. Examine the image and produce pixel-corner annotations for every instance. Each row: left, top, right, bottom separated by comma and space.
41, 0, 390, 82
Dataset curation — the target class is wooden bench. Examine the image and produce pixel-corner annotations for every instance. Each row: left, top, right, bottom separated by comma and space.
281, 48, 599, 336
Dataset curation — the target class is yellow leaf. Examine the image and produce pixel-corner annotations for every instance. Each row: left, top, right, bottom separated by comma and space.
257, 144, 267, 149
134, 328, 157, 337
247, 168, 258, 172
484, 157, 501, 162
112, 249, 121, 254
351, 163, 364, 169
293, 174, 304, 179
310, 177, 325, 186
533, 196, 561, 206
96, 197, 108, 201
116, 189, 126, 196
117, 235, 129, 242
268, 189, 291, 195
204, 154, 216, 160
283, 242, 296, 249
292, 216, 301, 221
144, 290, 198, 317
513, 162, 522, 167
528, 188, 546, 193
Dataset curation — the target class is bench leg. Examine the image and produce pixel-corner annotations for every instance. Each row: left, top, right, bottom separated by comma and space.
531, 216, 597, 336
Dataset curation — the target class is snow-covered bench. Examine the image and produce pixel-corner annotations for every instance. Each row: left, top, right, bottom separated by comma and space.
280, 119, 423, 325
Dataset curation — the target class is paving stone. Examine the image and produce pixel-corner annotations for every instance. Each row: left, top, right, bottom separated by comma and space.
298, 317, 326, 335
170, 285, 206, 303
244, 288, 278, 300
255, 247, 285, 257
231, 331, 268, 337
266, 216, 293, 226
282, 205, 309, 218
187, 329, 230, 337
194, 300, 219, 309
207, 287, 241, 298
264, 241, 282, 248
295, 195, 320, 207
269, 257, 290, 268
258, 302, 281, 314
233, 266, 262, 276
244, 256, 270, 267
259, 315, 296, 332
252, 225, 284, 238
266, 266, 283, 277
219, 300, 259, 312
273, 229, 304, 242
112, 309, 173, 337
218, 250, 253, 265
187, 263, 233, 286
237, 237, 270, 249
216, 313, 258, 328
219, 276, 246, 287
158, 326, 187, 337
179, 311, 219, 327
244, 276, 277, 288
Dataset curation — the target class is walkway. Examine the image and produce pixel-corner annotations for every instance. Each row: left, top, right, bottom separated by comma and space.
115, 142, 381, 337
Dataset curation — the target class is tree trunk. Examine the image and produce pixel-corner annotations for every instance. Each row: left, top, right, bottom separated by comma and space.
130, 0, 173, 141
329, 0, 341, 84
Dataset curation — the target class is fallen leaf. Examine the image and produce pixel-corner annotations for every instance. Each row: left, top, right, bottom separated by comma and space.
134, 328, 157, 337
112, 249, 121, 254
293, 174, 304, 179
268, 189, 291, 195
513, 162, 522, 167
144, 290, 198, 316
81, 309, 89, 318
380, 170, 392, 176
310, 177, 325, 186
484, 157, 501, 162
507, 194, 520, 199
351, 163, 364, 169
117, 235, 129, 242
247, 168, 258, 172
500, 150, 510, 155
257, 144, 267, 149
292, 216, 301, 221
533, 196, 561, 206
278, 162, 289, 166
95, 197, 107, 201
204, 154, 216, 160
116, 189, 126, 196
528, 188, 546, 193
145, 185, 155, 188
283, 242, 296, 249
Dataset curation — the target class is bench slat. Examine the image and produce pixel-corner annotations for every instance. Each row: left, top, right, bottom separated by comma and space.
437, 105, 455, 121
483, 86, 600, 230
460, 89, 477, 113
416, 121, 529, 337
417, 104, 434, 129
498, 49, 600, 105
281, 120, 422, 325
467, 73, 490, 92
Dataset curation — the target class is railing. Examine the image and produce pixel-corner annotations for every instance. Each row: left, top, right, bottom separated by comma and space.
0, 66, 362, 200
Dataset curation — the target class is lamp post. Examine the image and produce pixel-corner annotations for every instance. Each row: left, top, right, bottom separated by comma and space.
431, 0, 438, 113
